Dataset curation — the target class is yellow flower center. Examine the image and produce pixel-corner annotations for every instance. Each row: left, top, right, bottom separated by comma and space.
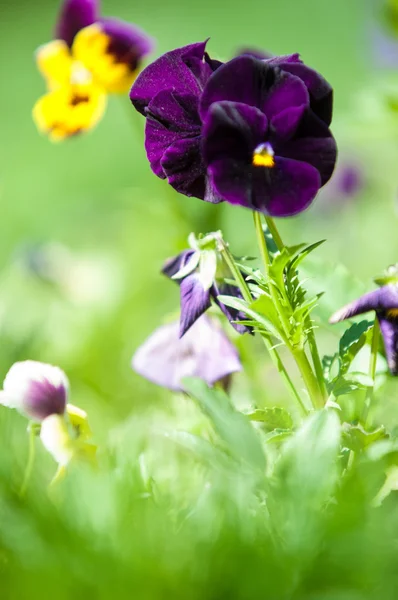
387, 309, 398, 319
253, 142, 275, 168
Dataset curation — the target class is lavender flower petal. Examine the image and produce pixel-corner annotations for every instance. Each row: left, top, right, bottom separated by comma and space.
132, 316, 242, 391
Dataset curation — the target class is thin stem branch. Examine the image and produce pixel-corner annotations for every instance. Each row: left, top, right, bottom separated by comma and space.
218, 237, 308, 415
361, 317, 380, 428
264, 216, 284, 252
19, 425, 36, 498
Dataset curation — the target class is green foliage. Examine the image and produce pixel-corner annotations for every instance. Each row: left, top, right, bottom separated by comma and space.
323, 321, 374, 397
183, 378, 266, 471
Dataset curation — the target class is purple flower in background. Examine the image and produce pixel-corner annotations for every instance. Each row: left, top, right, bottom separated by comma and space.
131, 42, 337, 216
162, 237, 251, 337
0, 361, 68, 421
330, 284, 398, 374
317, 159, 364, 210
132, 316, 242, 392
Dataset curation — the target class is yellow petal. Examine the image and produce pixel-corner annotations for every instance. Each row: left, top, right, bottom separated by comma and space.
32, 83, 107, 141
35, 40, 73, 89
73, 24, 137, 94
40, 414, 75, 467
66, 402, 92, 440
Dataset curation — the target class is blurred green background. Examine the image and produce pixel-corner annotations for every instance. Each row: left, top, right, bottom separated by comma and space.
2, 1, 398, 597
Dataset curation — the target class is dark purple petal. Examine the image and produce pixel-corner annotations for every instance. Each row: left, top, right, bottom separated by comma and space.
55, 0, 97, 47
24, 380, 67, 421
132, 316, 241, 392
162, 250, 196, 279
237, 48, 273, 60
330, 286, 398, 323
145, 90, 201, 178
200, 55, 309, 122
270, 105, 306, 141
208, 155, 321, 216
161, 137, 210, 200
179, 274, 211, 337
211, 282, 252, 335
279, 135, 337, 185
99, 18, 154, 70
203, 101, 268, 166
130, 41, 210, 115
267, 54, 333, 125
378, 314, 398, 375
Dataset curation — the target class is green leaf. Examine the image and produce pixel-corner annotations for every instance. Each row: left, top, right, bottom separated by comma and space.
183, 378, 266, 471
287, 240, 326, 272
218, 295, 284, 341
342, 423, 388, 452
270, 410, 341, 555
339, 320, 373, 374
264, 429, 292, 444
246, 407, 293, 430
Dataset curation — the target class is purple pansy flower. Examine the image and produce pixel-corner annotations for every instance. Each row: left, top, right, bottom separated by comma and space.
0, 361, 68, 421
162, 238, 251, 337
130, 41, 337, 216
130, 41, 222, 202
132, 315, 242, 392
330, 284, 398, 374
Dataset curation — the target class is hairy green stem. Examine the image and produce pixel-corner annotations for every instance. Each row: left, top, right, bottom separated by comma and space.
253, 212, 322, 410
19, 425, 36, 498
361, 317, 380, 427
219, 237, 308, 415
265, 215, 327, 404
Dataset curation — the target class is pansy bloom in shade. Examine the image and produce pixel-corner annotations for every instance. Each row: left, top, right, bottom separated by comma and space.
162, 232, 251, 337
0, 360, 96, 471
0, 360, 68, 421
132, 315, 242, 392
33, 0, 153, 140
131, 41, 337, 216
330, 270, 398, 374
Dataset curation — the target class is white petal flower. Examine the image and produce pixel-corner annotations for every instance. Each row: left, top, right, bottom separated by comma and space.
40, 414, 75, 467
0, 360, 68, 421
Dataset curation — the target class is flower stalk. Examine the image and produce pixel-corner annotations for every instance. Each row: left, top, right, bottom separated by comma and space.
253, 211, 323, 410
361, 317, 380, 427
217, 234, 308, 415
19, 424, 37, 498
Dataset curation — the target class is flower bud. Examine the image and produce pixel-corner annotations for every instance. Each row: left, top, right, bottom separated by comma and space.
0, 361, 68, 421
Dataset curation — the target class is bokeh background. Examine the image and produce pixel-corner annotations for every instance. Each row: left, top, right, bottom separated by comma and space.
2, 0, 398, 597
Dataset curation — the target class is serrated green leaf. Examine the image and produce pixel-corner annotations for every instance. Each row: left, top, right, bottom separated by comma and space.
183, 378, 266, 471
330, 375, 367, 397
339, 320, 373, 374
288, 240, 326, 272
342, 423, 389, 453
246, 407, 293, 430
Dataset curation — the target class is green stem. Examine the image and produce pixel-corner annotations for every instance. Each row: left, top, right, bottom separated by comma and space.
306, 319, 328, 401
19, 425, 36, 498
361, 318, 380, 427
264, 216, 284, 251
253, 212, 292, 338
265, 215, 327, 404
218, 237, 308, 415
253, 212, 322, 410
292, 347, 324, 410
